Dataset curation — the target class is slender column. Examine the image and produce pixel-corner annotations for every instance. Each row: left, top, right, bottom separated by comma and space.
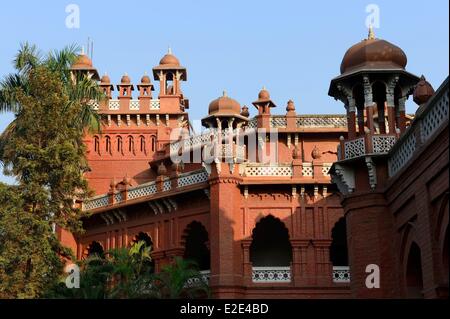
386, 76, 399, 134
363, 75, 375, 134
397, 97, 407, 133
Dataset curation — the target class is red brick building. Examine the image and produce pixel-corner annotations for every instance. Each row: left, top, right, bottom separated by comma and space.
58, 29, 448, 299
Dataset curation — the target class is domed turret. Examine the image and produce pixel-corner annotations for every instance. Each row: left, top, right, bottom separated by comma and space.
208, 91, 241, 116
202, 91, 248, 127
340, 27, 407, 75
70, 48, 100, 80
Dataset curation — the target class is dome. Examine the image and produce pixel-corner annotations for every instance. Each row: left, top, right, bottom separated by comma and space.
141, 74, 151, 84
258, 87, 270, 100
120, 74, 131, 84
72, 54, 93, 69
413, 75, 435, 105
240, 105, 250, 117
100, 73, 111, 83
159, 48, 180, 66
340, 29, 407, 74
208, 91, 241, 116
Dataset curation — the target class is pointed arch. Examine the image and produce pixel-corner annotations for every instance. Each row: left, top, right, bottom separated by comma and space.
86, 241, 104, 258
139, 135, 146, 153
250, 215, 292, 267
330, 217, 349, 266
127, 135, 134, 153
94, 136, 100, 155
182, 221, 210, 270
117, 136, 123, 153
405, 242, 423, 298
105, 135, 111, 154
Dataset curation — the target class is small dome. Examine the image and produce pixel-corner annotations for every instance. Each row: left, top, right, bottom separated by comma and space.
258, 87, 271, 100
100, 73, 111, 83
240, 105, 250, 117
72, 54, 93, 68
120, 74, 131, 84
141, 74, 151, 84
208, 91, 241, 116
286, 99, 295, 112
159, 48, 180, 66
340, 29, 407, 74
413, 75, 435, 105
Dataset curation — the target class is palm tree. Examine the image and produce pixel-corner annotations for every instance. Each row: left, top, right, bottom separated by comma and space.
149, 257, 211, 299
0, 42, 104, 162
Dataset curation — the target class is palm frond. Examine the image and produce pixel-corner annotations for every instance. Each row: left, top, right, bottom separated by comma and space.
0, 73, 28, 113
13, 42, 42, 75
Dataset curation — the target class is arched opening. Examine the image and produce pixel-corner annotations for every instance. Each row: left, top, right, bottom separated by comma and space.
105, 136, 111, 154
442, 227, 448, 284
127, 136, 134, 153
372, 81, 387, 134
151, 136, 156, 152
87, 241, 104, 258
117, 136, 123, 153
94, 136, 100, 155
250, 215, 292, 266
330, 218, 348, 266
352, 84, 365, 135
182, 221, 210, 270
140, 136, 146, 153
133, 232, 155, 272
406, 242, 423, 298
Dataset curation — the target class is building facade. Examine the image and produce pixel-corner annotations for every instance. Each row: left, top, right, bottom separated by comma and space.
58, 29, 448, 299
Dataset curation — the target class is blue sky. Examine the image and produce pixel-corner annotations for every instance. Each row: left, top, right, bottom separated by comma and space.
0, 0, 448, 184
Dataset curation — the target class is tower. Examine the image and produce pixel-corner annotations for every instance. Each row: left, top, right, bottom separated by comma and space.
70, 48, 100, 81
328, 29, 421, 298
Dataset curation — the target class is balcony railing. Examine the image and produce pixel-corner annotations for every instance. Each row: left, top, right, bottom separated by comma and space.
244, 164, 293, 177
185, 270, 210, 287
82, 169, 208, 211
340, 134, 398, 161
332, 266, 351, 283
106, 99, 161, 111
252, 267, 291, 283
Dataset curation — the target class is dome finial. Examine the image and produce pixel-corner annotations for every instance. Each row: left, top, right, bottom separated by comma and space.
262, 85, 266, 90
81, 46, 85, 55
223, 90, 227, 97
368, 25, 375, 40
168, 46, 172, 54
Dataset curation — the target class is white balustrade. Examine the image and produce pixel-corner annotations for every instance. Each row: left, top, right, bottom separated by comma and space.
185, 270, 210, 287
109, 99, 120, 110
244, 165, 293, 177
252, 267, 291, 283
332, 266, 351, 283
82, 195, 109, 211
302, 163, 313, 177
129, 99, 140, 110
177, 170, 209, 188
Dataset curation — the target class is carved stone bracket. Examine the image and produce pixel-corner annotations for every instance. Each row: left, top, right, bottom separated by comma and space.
330, 163, 355, 195
365, 156, 377, 190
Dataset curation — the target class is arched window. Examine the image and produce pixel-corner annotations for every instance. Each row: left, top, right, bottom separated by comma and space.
87, 241, 104, 258
151, 136, 156, 152
182, 221, 210, 270
117, 136, 123, 153
127, 136, 134, 153
105, 136, 111, 154
140, 136, 146, 153
133, 232, 155, 272
94, 136, 100, 155
250, 215, 292, 266
330, 218, 348, 266
406, 242, 423, 298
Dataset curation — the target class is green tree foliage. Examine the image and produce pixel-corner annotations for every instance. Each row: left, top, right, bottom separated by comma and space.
0, 183, 66, 298
0, 43, 104, 298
